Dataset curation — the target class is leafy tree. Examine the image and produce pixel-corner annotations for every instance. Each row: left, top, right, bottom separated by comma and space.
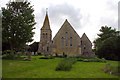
2, 1, 36, 51
2, 42, 10, 52
94, 26, 120, 60
29, 42, 39, 54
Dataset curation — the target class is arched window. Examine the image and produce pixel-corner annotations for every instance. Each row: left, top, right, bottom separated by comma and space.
84, 45, 86, 49
70, 37, 72, 46
65, 32, 68, 46
61, 37, 64, 48
47, 47, 49, 51
43, 33, 45, 38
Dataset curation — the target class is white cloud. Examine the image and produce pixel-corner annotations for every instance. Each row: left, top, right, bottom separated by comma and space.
1, 0, 119, 44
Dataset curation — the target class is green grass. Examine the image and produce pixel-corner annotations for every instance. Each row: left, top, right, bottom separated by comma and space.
0, 58, 2, 78
2, 56, 119, 78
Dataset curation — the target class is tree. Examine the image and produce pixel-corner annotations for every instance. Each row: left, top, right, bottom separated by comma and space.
94, 26, 120, 60
2, 1, 36, 51
29, 42, 39, 54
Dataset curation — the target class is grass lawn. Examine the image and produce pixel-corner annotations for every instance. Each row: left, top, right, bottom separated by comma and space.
2, 56, 119, 78
0, 58, 2, 78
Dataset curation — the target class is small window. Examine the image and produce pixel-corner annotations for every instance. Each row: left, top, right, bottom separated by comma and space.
65, 32, 68, 46
81, 40, 82, 45
47, 47, 49, 51
84, 47, 86, 49
84, 45, 86, 49
61, 37, 64, 48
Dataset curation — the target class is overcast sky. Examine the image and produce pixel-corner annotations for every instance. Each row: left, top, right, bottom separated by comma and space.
0, 0, 119, 44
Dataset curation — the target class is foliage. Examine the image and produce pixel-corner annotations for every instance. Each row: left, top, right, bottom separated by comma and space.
94, 26, 120, 61
2, 50, 24, 60
103, 63, 120, 76
2, 1, 36, 50
29, 42, 39, 53
55, 58, 77, 71
37, 52, 41, 55
2, 42, 11, 51
63, 52, 67, 57
39, 55, 54, 59
77, 57, 106, 62
2, 50, 16, 59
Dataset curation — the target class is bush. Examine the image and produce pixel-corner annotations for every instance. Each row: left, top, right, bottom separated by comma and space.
2, 50, 16, 60
83, 59, 89, 62
103, 63, 120, 76
55, 58, 77, 71
63, 52, 67, 58
38, 52, 41, 55
40, 56, 54, 59
2, 50, 24, 60
77, 57, 106, 62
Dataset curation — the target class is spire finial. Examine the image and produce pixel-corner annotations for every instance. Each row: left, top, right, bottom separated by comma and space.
46, 8, 48, 14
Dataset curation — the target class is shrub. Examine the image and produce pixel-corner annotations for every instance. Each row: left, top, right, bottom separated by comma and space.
83, 59, 90, 62
77, 58, 84, 61
55, 58, 77, 71
63, 52, 67, 58
77, 57, 106, 62
38, 52, 41, 55
40, 55, 54, 59
2, 50, 24, 60
2, 50, 16, 60
103, 63, 120, 76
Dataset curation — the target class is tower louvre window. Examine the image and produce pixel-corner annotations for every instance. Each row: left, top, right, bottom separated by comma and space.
46, 33, 47, 38
43, 33, 45, 38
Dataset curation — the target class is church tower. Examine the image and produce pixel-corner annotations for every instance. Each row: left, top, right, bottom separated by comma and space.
38, 9, 52, 54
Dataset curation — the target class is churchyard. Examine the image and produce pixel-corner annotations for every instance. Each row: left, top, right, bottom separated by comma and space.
1, 0, 120, 79
2, 55, 119, 78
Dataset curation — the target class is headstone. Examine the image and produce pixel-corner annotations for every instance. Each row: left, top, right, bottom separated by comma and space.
35, 52, 38, 55
28, 52, 31, 60
32, 52, 34, 55
24, 52, 31, 61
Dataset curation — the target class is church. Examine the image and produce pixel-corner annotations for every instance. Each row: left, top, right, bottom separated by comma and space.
38, 10, 94, 57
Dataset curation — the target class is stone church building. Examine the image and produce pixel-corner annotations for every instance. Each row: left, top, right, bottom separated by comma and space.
38, 11, 93, 57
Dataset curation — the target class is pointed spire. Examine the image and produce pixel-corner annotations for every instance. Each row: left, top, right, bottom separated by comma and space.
41, 8, 50, 30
